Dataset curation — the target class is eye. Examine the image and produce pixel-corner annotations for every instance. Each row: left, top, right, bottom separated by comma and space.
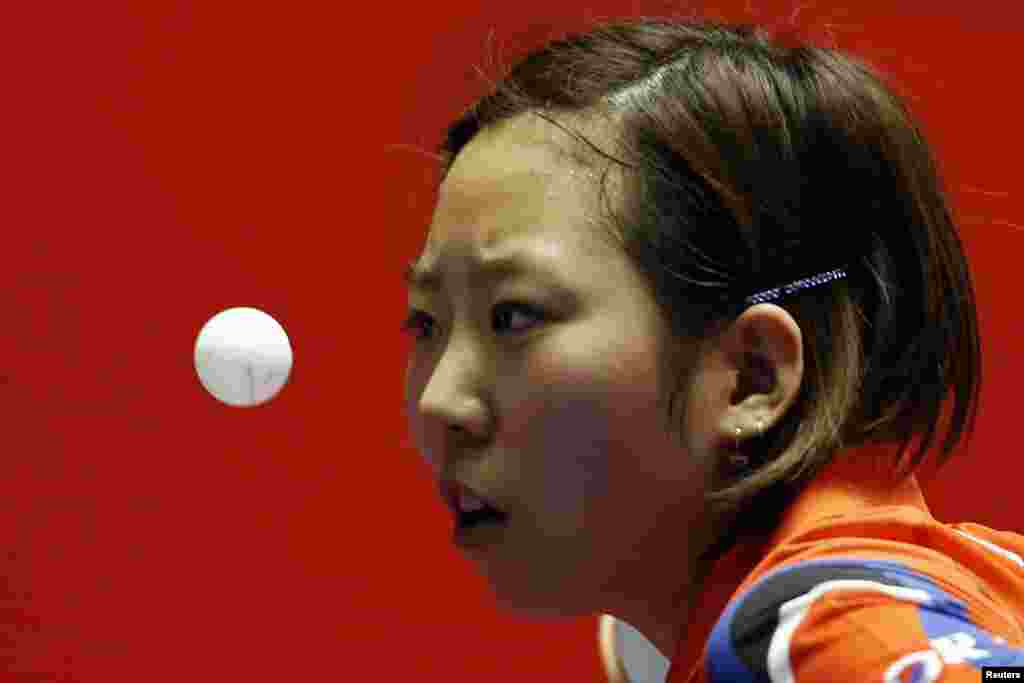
493, 301, 544, 334
400, 302, 544, 343
399, 310, 435, 342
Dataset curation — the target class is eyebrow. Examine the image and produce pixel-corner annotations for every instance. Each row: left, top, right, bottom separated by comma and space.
403, 253, 558, 293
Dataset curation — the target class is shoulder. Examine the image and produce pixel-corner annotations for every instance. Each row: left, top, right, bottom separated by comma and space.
705, 556, 1024, 682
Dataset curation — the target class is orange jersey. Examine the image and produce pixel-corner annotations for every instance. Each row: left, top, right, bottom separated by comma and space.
667, 445, 1024, 682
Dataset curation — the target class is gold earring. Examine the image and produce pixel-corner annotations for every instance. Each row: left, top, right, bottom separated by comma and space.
729, 418, 765, 469
729, 426, 749, 468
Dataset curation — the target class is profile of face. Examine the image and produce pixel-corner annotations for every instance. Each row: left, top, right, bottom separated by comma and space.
402, 114, 800, 628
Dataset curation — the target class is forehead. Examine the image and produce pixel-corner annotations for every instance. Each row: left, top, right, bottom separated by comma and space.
420, 115, 599, 265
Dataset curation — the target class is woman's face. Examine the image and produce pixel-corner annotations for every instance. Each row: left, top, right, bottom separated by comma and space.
402, 115, 726, 620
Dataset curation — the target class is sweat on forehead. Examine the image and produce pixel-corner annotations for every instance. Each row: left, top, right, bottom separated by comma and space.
428, 111, 628, 262
464, 111, 618, 175
439, 113, 624, 230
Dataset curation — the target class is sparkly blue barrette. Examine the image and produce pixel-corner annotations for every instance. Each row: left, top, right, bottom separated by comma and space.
744, 267, 848, 306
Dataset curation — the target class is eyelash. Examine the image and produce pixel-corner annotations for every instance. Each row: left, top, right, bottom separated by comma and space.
400, 302, 545, 342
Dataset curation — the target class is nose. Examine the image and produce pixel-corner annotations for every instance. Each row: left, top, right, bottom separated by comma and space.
408, 343, 490, 469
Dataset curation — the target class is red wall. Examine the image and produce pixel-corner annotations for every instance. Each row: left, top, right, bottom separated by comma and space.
3, 1, 1022, 680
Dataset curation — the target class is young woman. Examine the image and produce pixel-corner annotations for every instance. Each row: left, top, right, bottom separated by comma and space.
401, 17, 1024, 682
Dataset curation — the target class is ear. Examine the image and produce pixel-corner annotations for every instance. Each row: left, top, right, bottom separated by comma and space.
716, 304, 804, 438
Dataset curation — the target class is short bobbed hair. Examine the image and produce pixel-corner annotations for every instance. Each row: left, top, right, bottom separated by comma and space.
434, 17, 982, 561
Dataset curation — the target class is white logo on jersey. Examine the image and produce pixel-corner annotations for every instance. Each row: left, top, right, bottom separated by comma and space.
929, 632, 990, 664
883, 632, 991, 682
883, 649, 942, 683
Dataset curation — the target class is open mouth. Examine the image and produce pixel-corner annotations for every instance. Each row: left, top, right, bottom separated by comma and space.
441, 479, 510, 550
457, 503, 507, 530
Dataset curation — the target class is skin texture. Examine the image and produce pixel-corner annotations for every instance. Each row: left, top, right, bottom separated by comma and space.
402, 113, 804, 661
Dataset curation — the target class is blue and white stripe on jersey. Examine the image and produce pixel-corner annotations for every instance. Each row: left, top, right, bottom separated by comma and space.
705, 558, 1024, 682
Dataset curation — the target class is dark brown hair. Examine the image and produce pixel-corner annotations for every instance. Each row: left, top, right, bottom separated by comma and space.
434, 17, 981, 558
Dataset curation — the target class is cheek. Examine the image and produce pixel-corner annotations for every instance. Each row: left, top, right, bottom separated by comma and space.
493, 388, 613, 539
504, 357, 664, 529
675, 364, 723, 462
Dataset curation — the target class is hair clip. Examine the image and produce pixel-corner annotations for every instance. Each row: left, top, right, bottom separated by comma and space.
744, 268, 848, 306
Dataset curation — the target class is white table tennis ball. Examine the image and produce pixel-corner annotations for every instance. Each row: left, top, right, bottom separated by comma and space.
194, 307, 293, 407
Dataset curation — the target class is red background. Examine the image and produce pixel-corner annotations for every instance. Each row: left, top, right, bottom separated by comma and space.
2, 1, 1022, 680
